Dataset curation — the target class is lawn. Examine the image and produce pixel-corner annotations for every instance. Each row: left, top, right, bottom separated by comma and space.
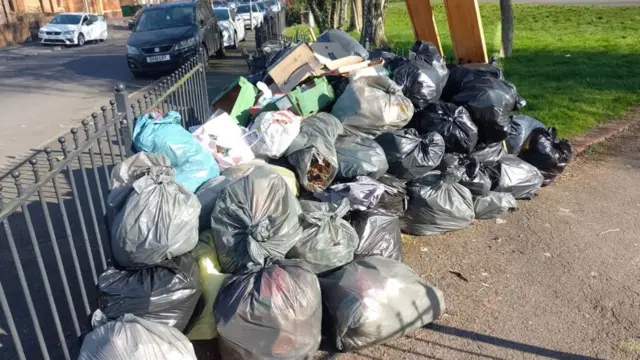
286, 3, 640, 138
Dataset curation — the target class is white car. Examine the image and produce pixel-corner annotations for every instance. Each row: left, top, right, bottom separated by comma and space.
236, 3, 263, 30
38, 12, 108, 46
215, 7, 246, 49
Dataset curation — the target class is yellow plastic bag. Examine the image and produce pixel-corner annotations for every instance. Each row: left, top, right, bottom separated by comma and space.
186, 232, 229, 340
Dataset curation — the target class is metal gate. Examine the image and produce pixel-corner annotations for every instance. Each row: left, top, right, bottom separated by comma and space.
0, 51, 210, 360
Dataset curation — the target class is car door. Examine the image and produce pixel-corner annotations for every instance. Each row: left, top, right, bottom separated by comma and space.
80, 15, 91, 39
88, 14, 102, 40
204, 3, 221, 52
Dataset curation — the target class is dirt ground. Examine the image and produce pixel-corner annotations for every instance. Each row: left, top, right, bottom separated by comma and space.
327, 124, 640, 360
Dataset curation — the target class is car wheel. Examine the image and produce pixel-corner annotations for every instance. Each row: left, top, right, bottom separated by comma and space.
231, 31, 238, 49
216, 36, 226, 58
99, 30, 107, 42
77, 33, 85, 46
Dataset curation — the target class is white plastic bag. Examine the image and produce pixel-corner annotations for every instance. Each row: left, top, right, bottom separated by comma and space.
193, 111, 255, 170
249, 110, 302, 158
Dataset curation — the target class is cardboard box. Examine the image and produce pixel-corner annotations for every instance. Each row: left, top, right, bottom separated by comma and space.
267, 43, 323, 93
210, 76, 257, 126
310, 42, 364, 71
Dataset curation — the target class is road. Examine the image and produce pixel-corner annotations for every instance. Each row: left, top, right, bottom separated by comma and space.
0, 26, 150, 170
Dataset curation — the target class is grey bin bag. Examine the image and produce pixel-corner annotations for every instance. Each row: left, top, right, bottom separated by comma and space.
350, 210, 403, 262
494, 155, 544, 200
314, 176, 386, 211
110, 165, 200, 268
335, 131, 389, 180
106, 152, 171, 227
375, 128, 445, 181
285, 112, 343, 192
287, 198, 359, 274
214, 259, 322, 360
78, 314, 197, 360
97, 253, 202, 332
332, 76, 414, 138
401, 170, 475, 236
474, 192, 517, 220
210, 165, 303, 274
320, 256, 446, 352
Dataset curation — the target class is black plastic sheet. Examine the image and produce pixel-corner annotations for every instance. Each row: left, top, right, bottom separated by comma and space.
494, 155, 544, 200
506, 115, 545, 155
474, 192, 517, 220
317, 29, 369, 59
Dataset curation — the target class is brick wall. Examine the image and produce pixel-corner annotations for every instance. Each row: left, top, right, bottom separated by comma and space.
0, 12, 52, 47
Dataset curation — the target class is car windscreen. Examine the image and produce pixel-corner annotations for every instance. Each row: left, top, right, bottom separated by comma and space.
237, 4, 251, 13
214, 8, 230, 20
50, 14, 82, 25
256, 2, 266, 10
134, 5, 195, 32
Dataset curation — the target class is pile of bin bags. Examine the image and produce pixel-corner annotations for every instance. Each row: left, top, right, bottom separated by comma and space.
80, 153, 446, 359
79, 30, 575, 359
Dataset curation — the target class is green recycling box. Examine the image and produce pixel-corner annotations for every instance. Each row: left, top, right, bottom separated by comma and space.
287, 77, 335, 117
210, 76, 258, 126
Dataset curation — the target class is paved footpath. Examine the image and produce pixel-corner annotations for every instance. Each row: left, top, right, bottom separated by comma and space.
334, 122, 640, 360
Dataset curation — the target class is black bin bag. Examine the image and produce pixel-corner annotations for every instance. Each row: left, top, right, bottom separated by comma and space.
335, 131, 389, 180
285, 112, 343, 192
320, 256, 446, 351
287, 199, 360, 274
350, 210, 403, 262
317, 29, 369, 59
376, 173, 408, 216
518, 127, 573, 186
375, 128, 445, 181
214, 259, 322, 360
506, 115, 545, 155
96, 254, 201, 332
439, 153, 491, 197
442, 63, 504, 101
470, 142, 506, 165
451, 77, 517, 143
210, 165, 303, 274
79, 314, 197, 360
474, 192, 517, 220
408, 102, 478, 154
401, 170, 475, 236
314, 176, 386, 211
494, 155, 544, 200
391, 41, 449, 110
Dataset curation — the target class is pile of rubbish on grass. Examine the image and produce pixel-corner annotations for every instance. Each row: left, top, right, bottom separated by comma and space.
78, 29, 573, 360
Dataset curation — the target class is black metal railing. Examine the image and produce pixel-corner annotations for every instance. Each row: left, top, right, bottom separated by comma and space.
0, 51, 209, 360
255, 9, 291, 48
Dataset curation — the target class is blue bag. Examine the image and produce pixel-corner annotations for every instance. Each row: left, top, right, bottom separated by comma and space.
133, 111, 220, 192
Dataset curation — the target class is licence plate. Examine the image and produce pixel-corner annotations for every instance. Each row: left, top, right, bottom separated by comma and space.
146, 55, 170, 63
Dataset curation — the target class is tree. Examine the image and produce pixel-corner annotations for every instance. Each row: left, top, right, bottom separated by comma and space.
347, 0, 362, 32
360, 0, 387, 48
500, 0, 514, 57
306, 0, 332, 33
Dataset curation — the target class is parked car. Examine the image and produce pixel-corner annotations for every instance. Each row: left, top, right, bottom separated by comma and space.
128, 6, 147, 30
38, 12, 108, 46
215, 7, 246, 48
212, 0, 230, 8
236, 3, 262, 29
254, 1, 269, 16
126, 0, 224, 78
263, 0, 281, 12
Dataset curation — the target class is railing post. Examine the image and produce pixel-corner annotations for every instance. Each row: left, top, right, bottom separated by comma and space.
114, 84, 134, 156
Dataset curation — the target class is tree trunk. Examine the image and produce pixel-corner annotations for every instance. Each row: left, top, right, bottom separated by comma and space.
331, 0, 341, 28
348, 0, 362, 32
339, 0, 348, 27
360, 0, 386, 48
500, 0, 514, 57
307, 0, 332, 33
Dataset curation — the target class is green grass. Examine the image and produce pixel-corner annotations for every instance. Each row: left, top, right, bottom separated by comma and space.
287, 4, 640, 138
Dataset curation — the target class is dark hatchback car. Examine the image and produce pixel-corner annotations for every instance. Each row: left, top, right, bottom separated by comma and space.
126, 0, 224, 77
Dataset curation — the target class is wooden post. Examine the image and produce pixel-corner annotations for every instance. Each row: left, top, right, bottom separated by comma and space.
405, 0, 442, 55
443, 0, 488, 64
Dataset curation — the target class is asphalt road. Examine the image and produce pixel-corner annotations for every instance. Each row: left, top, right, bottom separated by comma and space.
0, 29, 150, 170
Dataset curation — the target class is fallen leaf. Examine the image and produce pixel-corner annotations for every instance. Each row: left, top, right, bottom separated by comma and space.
448, 270, 469, 282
